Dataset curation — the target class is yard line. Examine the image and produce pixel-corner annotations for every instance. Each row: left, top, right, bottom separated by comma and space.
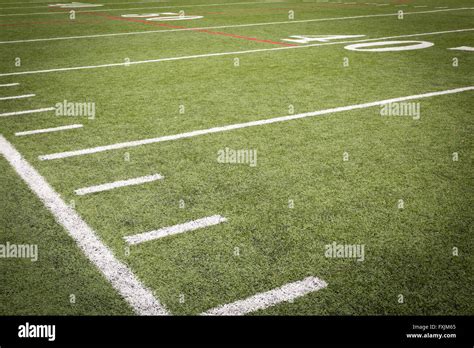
0, 83, 19, 87
201, 276, 327, 315
75, 173, 164, 195
1, 7, 471, 44
0, 1, 283, 17
448, 46, 474, 52
2, 27, 473, 77
125, 215, 228, 245
15, 124, 83, 136
0, 135, 169, 315
0, 93, 35, 101
0, 107, 55, 117
38, 86, 474, 161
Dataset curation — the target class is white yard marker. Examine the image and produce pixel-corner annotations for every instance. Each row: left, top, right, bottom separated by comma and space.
0, 107, 55, 117
15, 124, 83, 136
0, 135, 169, 315
202, 276, 327, 315
0, 83, 19, 87
125, 215, 227, 245
448, 46, 474, 52
2, 27, 473, 77
0, 93, 35, 101
39, 86, 474, 161
75, 173, 163, 195
0, 7, 472, 44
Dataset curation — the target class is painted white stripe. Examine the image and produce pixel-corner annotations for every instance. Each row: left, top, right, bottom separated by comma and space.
448, 46, 474, 52
0, 135, 169, 315
125, 215, 227, 245
0, 107, 55, 117
0, 93, 35, 101
75, 173, 163, 195
15, 124, 83, 136
0, 1, 282, 16
0, 7, 471, 45
2, 27, 472, 77
202, 276, 327, 315
38, 86, 474, 161
0, 83, 19, 87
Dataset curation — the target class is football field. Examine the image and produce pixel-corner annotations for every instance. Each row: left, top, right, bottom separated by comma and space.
0, 0, 473, 316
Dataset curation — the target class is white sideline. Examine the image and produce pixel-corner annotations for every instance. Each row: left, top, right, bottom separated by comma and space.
75, 173, 163, 195
0, 1, 282, 17
0, 135, 169, 315
15, 124, 83, 136
38, 86, 474, 161
0, 107, 55, 117
0, 93, 35, 101
0, 83, 19, 87
1, 28, 473, 77
0, 7, 471, 44
124, 215, 227, 245
201, 276, 327, 315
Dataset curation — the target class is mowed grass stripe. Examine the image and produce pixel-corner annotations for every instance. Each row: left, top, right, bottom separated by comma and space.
38, 86, 474, 161
1, 7, 472, 44
2, 28, 473, 76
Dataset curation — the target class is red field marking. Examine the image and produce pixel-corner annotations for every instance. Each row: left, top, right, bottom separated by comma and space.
83, 11, 297, 47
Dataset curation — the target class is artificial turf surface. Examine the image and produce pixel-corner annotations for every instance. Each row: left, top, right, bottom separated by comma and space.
0, 0, 473, 315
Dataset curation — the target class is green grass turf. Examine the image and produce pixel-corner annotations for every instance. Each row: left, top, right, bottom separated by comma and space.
0, 0, 473, 315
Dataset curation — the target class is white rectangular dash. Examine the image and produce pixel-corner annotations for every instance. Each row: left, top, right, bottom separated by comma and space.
0, 83, 19, 87
75, 173, 164, 196
201, 276, 328, 316
0, 94, 35, 101
125, 215, 227, 245
15, 124, 83, 136
0, 107, 55, 117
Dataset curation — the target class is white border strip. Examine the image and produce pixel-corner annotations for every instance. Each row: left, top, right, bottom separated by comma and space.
0, 93, 35, 101
75, 173, 163, 195
39, 86, 474, 161
15, 124, 83, 136
2, 28, 472, 77
125, 215, 227, 245
0, 8, 471, 45
0, 83, 19, 87
201, 276, 327, 315
0, 135, 169, 315
0, 107, 55, 117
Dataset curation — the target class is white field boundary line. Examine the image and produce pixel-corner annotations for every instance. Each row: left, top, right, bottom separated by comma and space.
0, 135, 169, 315
125, 215, 228, 245
38, 86, 474, 161
0, 1, 283, 17
1, 7, 472, 44
75, 173, 163, 195
0, 107, 55, 117
0, 93, 35, 101
0, 83, 19, 87
1, 28, 472, 77
201, 276, 327, 315
15, 124, 83, 136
